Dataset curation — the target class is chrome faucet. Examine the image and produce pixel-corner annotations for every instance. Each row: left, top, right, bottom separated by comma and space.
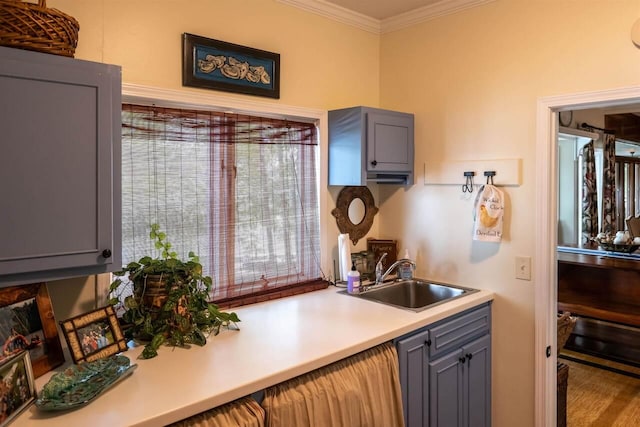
375, 253, 388, 284
374, 254, 416, 286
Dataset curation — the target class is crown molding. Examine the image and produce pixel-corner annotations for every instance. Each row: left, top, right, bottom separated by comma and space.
276, 0, 380, 34
277, 0, 496, 34
381, 0, 496, 34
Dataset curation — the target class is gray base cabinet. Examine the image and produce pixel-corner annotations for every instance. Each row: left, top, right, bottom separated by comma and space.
328, 106, 414, 185
396, 303, 491, 427
0, 46, 121, 286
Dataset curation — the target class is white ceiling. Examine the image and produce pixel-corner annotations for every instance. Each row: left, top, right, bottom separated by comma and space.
324, 0, 444, 20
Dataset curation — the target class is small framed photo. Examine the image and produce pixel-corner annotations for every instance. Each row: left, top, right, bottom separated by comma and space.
0, 283, 64, 378
60, 306, 127, 364
182, 33, 280, 99
0, 351, 35, 425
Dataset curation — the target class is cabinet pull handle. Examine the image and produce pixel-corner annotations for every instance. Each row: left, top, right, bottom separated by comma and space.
425, 339, 432, 347
371, 160, 378, 166
459, 357, 466, 364
466, 353, 473, 361
102, 249, 112, 259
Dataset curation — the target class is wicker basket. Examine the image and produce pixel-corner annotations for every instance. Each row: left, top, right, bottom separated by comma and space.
0, 0, 79, 57
557, 311, 577, 354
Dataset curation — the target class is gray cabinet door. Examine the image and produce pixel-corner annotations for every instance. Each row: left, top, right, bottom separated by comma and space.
463, 335, 491, 427
428, 334, 491, 427
0, 46, 121, 285
397, 328, 430, 427
429, 349, 464, 427
366, 111, 414, 174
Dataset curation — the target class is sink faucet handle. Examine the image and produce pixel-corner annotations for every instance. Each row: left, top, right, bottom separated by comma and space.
377, 252, 388, 265
375, 253, 388, 282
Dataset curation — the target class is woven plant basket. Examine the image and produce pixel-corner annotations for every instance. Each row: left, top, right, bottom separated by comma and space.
0, 0, 79, 57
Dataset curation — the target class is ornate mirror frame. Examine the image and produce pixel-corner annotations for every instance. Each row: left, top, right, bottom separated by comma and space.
331, 186, 378, 245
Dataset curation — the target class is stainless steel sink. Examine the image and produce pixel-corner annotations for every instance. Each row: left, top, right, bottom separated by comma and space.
342, 279, 478, 312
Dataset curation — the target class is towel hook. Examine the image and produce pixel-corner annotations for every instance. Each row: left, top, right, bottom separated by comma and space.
484, 171, 496, 185
462, 171, 475, 193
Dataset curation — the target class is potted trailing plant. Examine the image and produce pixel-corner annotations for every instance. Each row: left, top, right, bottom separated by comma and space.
109, 224, 240, 359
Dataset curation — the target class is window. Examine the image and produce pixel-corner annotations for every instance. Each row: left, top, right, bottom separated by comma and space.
120, 104, 324, 305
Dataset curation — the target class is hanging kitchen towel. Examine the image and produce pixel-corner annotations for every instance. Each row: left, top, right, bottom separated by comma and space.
473, 184, 504, 242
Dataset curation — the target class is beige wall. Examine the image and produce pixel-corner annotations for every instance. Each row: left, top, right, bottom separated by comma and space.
47, 0, 383, 310
379, 0, 640, 425
44, 0, 640, 426
52, 0, 381, 109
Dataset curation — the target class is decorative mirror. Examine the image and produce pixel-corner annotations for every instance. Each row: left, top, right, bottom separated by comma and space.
348, 198, 366, 225
332, 186, 378, 245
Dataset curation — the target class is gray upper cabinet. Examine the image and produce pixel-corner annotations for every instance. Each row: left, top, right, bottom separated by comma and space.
0, 46, 121, 286
328, 106, 414, 186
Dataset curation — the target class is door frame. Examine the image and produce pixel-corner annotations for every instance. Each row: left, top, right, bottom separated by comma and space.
534, 85, 640, 427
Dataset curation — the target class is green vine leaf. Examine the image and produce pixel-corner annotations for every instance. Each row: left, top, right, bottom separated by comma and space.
109, 278, 122, 292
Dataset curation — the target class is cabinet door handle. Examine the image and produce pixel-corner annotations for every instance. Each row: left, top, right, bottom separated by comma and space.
466, 353, 473, 361
371, 160, 377, 166
102, 249, 112, 259
425, 339, 432, 347
459, 357, 466, 364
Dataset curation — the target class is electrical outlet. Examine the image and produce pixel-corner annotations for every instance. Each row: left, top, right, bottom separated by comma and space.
515, 256, 531, 281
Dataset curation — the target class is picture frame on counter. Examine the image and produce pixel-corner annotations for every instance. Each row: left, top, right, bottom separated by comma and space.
0, 351, 36, 426
182, 33, 280, 99
60, 306, 127, 364
0, 283, 64, 378
367, 239, 398, 273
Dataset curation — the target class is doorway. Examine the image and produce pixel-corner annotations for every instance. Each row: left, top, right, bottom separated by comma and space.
535, 85, 640, 427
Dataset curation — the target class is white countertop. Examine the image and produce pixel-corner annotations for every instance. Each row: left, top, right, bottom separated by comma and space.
15, 285, 493, 426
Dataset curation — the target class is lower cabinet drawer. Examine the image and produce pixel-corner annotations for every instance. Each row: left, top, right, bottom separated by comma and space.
428, 304, 491, 358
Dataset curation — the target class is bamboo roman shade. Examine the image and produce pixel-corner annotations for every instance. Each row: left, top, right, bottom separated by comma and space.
121, 104, 322, 303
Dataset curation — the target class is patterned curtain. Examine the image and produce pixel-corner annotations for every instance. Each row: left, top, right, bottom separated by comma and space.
581, 141, 598, 244
601, 133, 617, 234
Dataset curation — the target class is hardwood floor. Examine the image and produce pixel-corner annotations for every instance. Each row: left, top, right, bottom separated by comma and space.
560, 352, 640, 426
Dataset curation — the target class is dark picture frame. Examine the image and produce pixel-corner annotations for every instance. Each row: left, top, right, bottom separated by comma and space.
182, 33, 280, 99
0, 351, 36, 426
367, 239, 398, 273
60, 306, 127, 364
0, 283, 64, 378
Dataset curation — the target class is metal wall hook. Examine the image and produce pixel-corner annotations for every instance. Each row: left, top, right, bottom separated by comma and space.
484, 171, 496, 185
462, 171, 475, 193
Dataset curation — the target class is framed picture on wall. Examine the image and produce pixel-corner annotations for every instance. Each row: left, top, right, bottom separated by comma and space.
0, 283, 64, 378
60, 306, 128, 364
182, 33, 280, 99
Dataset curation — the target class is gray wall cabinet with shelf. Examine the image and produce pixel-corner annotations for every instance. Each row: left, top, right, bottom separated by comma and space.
328, 106, 414, 186
396, 303, 492, 427
0, 46, 121, 287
